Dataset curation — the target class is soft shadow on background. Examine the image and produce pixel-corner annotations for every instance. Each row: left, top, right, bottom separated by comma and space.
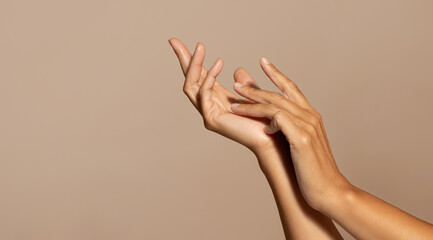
1, 0, 432, 239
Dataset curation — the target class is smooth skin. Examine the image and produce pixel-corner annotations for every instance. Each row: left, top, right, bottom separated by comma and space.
168, 38, 433, 239
230, 57, 433, 240
168, 38, 342, 239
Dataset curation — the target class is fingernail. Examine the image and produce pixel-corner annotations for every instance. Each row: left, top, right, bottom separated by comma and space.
231, 103, 239, 108
192, 43, 200, 56
234, 82, 243, 88
214, 57, 222, 66
260, 56, 270, 65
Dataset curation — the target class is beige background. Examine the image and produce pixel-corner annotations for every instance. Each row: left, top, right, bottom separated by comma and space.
1, 0, 432, 239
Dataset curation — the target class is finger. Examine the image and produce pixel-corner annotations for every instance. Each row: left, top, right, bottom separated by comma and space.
259, 57, 333, 156
233, 81, 281, 104
231, 102, 304, 144
233, 83, 305, 119
200, 58, 223, 115
265, 111, 298, 136
168, 38, 192, 76
259, 57, 312, 110
168, 38, 208, 81
233, 67, 261, 89
266, 112, 304, 146
182, 42, 205, 104
231, 102, 302, 142
230, 102, 278, 119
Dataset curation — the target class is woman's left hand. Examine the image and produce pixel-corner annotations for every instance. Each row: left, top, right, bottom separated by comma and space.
169, 38, 289, 155
230, 57, 352, 211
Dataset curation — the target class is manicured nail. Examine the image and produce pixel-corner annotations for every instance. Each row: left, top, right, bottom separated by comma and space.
234, 82, 243, 88
231, 103, 240, 108
214, 57, 222, 66
260, 56, 270, 65
196, 42, 203, 51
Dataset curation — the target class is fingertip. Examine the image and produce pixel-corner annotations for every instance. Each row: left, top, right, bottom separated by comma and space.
208, 57, 223, 76
168, 38, 181, 48
233, 67, 259, 88
214, 57, 221, 65
233, 67, 247, 78
260, 56, 270, 65
263, 125, 277, 134
215, 57, 224, 71
234, 66, 244, 72
196, 42, 205, 53
191, 42, 205, 64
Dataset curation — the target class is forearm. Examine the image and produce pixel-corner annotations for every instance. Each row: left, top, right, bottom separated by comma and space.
320, 183, 433, 240
253, 139, 343, 240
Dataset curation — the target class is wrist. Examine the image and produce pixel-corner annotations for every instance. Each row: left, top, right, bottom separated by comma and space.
315, 177, 357, 217
252, 141, 291, 174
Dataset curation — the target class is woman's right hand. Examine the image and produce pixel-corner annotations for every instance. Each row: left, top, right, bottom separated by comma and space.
168, 38, 288, 155
230, 58, 433, 240
229, 58, 351, 211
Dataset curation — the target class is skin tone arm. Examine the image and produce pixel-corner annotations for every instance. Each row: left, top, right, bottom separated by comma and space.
168, 38, 343, 239
230, 57, 433, 240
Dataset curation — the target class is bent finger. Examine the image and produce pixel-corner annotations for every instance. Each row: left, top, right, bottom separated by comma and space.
266, 111, 304, 147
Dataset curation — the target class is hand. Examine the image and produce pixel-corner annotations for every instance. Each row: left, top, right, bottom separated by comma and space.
230, 57, 352, 210
168, 38, 288, 154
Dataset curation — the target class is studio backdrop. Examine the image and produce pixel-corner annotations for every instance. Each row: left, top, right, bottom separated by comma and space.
1, 0, 432, 239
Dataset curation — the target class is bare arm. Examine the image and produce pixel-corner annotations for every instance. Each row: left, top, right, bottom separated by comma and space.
230, 57, 433, 240
322, 184, 433, 240
168, 38, 343, 239
255, 142, 343, 239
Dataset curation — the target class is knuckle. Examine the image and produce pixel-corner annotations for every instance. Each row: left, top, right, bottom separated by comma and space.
304, 123, 317, 136
273, 111, 285, 122
182, 84, 189, 95
270, 104, 280, 113
310, 108, 322, 121
307, 112, 321, 128
298, 131, 312, 146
